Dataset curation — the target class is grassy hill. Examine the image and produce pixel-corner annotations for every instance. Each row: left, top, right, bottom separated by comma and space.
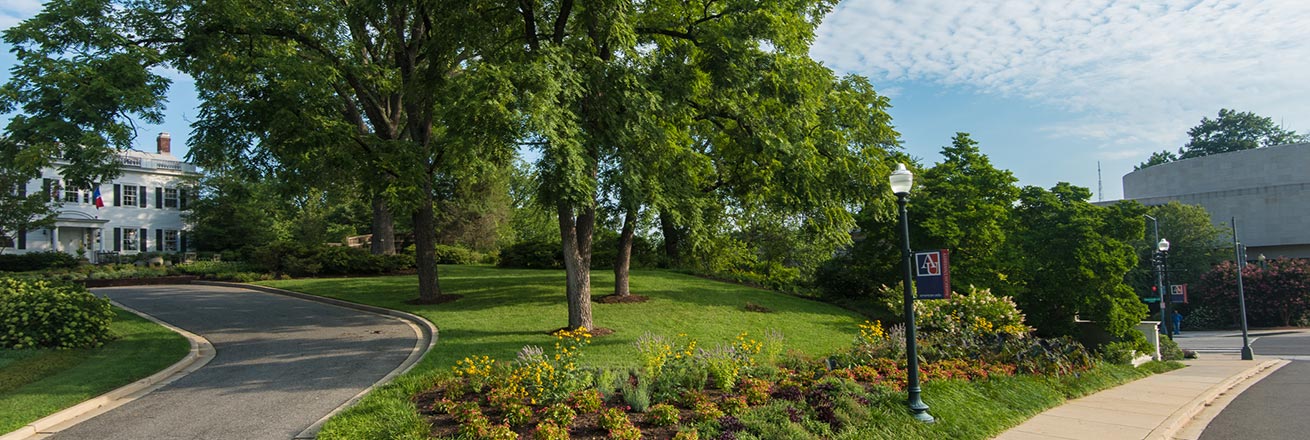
258, 265, 866, 371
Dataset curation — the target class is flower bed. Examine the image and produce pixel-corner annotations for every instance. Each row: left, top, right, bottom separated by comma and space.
413, 316, 1097, 440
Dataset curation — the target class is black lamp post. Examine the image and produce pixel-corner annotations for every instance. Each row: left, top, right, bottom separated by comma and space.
1233, 218, 1254, 360
891, 163, 934, 423
1157, 238, 1173, 338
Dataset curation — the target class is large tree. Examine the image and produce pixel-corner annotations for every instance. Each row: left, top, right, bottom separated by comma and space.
3, 0, 520, 303
1138, 109, 1307, 169
505, 0, 896, 329
1128, 201, 1228, 299
1004, 183, 1147, 340
913, 133, 1019, 289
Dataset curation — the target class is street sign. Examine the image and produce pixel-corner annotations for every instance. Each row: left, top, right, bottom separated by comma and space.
914, 249, 951, 300
1169, 284, 1188, 304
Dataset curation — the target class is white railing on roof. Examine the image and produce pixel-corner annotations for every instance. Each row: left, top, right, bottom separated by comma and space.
117, 155, 196, 173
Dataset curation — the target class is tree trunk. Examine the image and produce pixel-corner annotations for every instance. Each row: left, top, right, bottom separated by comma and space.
370, 193, 396, 255
660, 210, 680, 266
559, 201, 595, 330
614, 206, 637, 297
414, 181, 441, 302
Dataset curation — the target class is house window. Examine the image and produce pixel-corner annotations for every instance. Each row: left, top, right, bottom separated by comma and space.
122, 228, 140, 251
0, 234, 13, 249
164, 188, 179, 208
164, 230, 179, 252
64, 186, 80, 203
122, 184, 138, 207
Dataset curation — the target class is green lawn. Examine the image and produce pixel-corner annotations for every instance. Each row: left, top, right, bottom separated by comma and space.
257, 265, 868, 439
255, 266, 1181, 439
258, 266, 867, 371
0, 307, 190, 434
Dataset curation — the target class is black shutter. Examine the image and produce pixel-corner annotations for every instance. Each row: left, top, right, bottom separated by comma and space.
140, 228, 148, 250
179, 189, 188, 210
16, 182, 25, 197
139, 186, 147, 208
43, 178, 52, 200
17, 228, 25, 250
114, 228, 121, 251
156, 187, 163, 209
180, 232, 187, 252
113, 184, 121, 206
156, 229, 163, 251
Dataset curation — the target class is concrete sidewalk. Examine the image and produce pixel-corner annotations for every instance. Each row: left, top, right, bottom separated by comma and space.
994, 355, 1288, 440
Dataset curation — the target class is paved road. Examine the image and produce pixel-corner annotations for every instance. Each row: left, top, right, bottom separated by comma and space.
50, 284, 416, 440
1198, 332, 1310, 440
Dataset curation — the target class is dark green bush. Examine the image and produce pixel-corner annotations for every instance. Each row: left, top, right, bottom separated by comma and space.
498, 240, 564, 269
0, 278, 115, 349
0, 251, 81, 272
248, 241, 413, 277
434, 244, 479, 265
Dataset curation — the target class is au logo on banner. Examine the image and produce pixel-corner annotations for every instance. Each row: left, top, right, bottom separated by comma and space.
1169, 284, 1188, 304
914, 249, 951, 300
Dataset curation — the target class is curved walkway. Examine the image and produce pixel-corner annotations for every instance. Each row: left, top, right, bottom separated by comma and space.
48, 284, 419, 440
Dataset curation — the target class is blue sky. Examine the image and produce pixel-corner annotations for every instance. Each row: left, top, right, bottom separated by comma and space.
4, 0, 1308, 199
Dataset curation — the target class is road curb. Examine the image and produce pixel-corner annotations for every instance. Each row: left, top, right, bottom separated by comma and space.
1145, 358, 1288, 440
0, 300, 216, 440
192, 281, 438, 439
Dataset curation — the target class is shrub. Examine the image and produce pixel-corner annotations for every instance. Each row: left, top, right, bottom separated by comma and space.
891, 286, 1031, 338
0, 278, 114, 349
498, 240, 564, 269
1159, 337, 1185, 361
673, 428, 700, 440
646, 403, 680, 427
433, 244, 480, 265
538, 403, 576, 428
569, 389, 603, 413
598, 406, 632, 431
0, 251, 81, 272
247, 241, 412, 277
1100, 341, 1139, 365
531, 422, 569, 440
621, 377, 651, 412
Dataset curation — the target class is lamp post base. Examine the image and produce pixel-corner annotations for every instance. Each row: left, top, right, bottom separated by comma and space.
1241, 345, 1254, 360
909, 397, 935, 423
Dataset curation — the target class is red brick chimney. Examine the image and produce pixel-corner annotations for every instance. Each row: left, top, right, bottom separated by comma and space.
156, 132, 171, 155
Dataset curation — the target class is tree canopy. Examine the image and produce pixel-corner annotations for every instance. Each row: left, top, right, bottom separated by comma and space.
913, 133, 1019, 289
1004, 183, 1147, 340
1137, 109, 1307, 169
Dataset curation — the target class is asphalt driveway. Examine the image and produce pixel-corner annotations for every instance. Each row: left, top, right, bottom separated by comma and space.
49, 284, 417, 440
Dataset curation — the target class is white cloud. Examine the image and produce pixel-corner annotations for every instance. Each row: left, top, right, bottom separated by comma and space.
0, 0, 43, 31
812, 0, 1310, 150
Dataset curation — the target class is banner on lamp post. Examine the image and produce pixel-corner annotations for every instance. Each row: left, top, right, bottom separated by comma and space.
1170, 284, 1188, 304
914, 249, 951, 300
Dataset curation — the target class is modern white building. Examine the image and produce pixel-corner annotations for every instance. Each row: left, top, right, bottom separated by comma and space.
7, 133, 199, 262
1117, 142, 1310, 259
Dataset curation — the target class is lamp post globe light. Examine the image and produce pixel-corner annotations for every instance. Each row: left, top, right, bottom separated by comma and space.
890, 163, 934, 423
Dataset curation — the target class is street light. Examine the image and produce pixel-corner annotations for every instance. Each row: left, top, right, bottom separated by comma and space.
1258, 253, 1267, 269
1233, 217, 1254, 360
891, 163, 934, 423
1157, 238, 1174, 338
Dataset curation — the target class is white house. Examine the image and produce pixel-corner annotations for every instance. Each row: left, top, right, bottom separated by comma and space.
7, 133, 199, 262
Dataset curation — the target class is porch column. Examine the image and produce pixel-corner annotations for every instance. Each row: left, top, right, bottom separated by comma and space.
51, 228, 60, 252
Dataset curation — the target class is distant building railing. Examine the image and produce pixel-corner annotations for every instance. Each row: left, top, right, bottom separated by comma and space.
117, 155, 197, 173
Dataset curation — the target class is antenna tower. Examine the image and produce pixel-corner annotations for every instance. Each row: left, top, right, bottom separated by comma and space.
1097, 161, 1103, 202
